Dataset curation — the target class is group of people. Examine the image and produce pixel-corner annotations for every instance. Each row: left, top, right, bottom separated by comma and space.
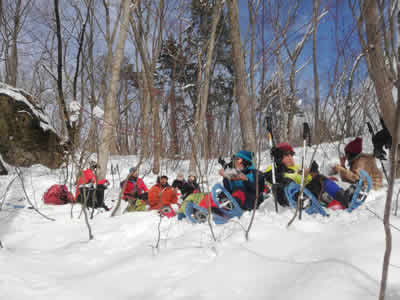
119, 169, 201, 212
74, 134, 384, 218
265, 137, 382, 211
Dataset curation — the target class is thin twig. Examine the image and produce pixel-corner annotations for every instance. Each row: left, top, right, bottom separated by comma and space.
154, 213, 162, 250
366, 207, 400, 232
15, 168, 55, 222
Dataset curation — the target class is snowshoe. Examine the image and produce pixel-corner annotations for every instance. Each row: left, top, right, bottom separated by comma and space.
159, 205, 177, 218
210, 183, 243, 219
347, 170, 372, 212
184, 201, 228, 224
284, 182, 327, 216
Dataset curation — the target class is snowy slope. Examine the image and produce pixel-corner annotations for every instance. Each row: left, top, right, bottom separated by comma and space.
0, 140, 400, 300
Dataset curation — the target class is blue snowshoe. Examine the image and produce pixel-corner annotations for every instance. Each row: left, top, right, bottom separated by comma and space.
184, 201, 229, 225
211, 184, 243, 219
347, 170, 372, 212
183, 184, 243, 224
284, 182, 327, 216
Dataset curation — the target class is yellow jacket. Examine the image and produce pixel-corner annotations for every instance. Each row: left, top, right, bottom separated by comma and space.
264, 164, 312, 186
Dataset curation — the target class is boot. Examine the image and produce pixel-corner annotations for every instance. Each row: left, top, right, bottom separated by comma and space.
333, 188, 352, 208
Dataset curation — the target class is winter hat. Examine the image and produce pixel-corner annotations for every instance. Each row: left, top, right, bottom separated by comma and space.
344, 137, 362, 155
234, 150, 254, 162
276, 142, 295, 155
129, 167, 137, 174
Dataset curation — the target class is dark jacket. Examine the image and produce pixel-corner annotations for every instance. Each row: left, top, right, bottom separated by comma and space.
181, 181, 200, 199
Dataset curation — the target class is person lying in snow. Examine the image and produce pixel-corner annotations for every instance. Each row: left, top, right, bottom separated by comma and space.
147, 175, 178, 210
120, 167, 149, 212
331, 137, 382, 190
75, 160, 110, 210
212, 150, 265, 211
264, 142, 356, 210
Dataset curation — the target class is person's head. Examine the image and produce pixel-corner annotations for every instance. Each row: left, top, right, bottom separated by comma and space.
129, 167, 138, 179
188, 175, 196, 183
233, 150, 254, 169
160, 175, 168, 186
344, 137, 362, 161
271, 142, 295, 168
88, 160, 98, 171
176, 173, 184, 181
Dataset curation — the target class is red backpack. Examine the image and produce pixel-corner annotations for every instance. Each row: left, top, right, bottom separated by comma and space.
43, 184, 74, 205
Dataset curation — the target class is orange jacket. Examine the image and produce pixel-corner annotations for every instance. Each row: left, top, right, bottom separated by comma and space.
148, 184, 178, 210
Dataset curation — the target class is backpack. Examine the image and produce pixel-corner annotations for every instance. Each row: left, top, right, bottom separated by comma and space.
43, 184, 74, 205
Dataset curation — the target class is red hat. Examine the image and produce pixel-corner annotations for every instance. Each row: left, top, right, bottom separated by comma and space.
276, 142, 295, 154
344, 137, 362, 154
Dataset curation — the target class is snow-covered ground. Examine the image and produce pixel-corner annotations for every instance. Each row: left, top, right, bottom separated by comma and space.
1, 139, 400, 300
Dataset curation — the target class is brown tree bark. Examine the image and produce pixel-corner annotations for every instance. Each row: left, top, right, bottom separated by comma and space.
227, 0, 256, 152
355, 0, 396, 136
129, 0, 165, 175
189, 0, 222, 173
312, 0, 321, 142
98, 0, 131, 179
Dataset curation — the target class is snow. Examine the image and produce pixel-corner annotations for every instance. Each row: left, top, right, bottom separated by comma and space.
1, 140, 400, 300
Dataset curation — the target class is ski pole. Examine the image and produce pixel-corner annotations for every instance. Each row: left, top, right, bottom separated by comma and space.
267, 117, 278, 212
299, 122, 311, 220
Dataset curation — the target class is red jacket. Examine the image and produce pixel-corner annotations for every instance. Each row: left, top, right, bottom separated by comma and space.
75, 169, 108, 200
122, 178, 148, 200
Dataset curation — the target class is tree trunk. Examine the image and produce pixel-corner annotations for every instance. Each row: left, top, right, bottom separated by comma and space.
98, 0, 130, 179
189, 0, 222, 173
227, 0, 256, 152
378, 85, 400, 300
312, 0, 321, 142
362, 0, 396, 136
169, 66, 179, 157
129, 0, 165, 175
54, 0, 74, 144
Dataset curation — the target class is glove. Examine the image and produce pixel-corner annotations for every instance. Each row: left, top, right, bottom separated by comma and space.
218, 157, 227, 168
310, 161, 319, 173
270, 147, 282, 162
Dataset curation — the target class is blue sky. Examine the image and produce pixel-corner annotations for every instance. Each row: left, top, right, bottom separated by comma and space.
236, 0, 362, 103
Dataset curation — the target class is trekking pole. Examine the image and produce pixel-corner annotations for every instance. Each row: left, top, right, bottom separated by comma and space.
299, 122, 311, 220
266, 116, 278, 212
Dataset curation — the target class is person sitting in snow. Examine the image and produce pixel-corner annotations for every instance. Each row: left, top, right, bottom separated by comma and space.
182, 174, 201, 200
120, 167, 149, 211
148, 175, 178, 210
75, 160, 110, 210
265, 142, 355, 210
172, 173, 186, 192
331, 137, 382, 190
217, 150, 265, 211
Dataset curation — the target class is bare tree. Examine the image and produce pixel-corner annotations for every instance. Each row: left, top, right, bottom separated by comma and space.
312, 0, 321, 141
98, 0, 131, 179
350, 0, 397, 138
226, 0, 256, 152
189, 0, 223, 174
129, 0, 165, 175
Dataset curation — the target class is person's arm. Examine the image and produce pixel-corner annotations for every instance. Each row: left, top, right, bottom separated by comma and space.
336, 165, 359, 184
138, 178, 148, 192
